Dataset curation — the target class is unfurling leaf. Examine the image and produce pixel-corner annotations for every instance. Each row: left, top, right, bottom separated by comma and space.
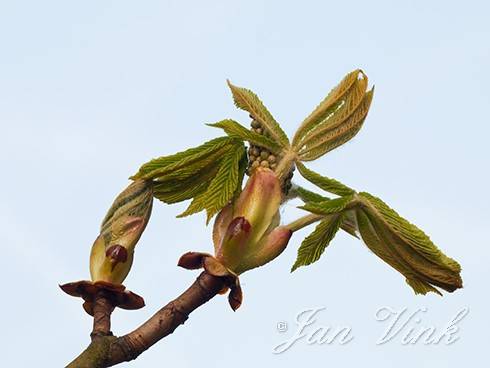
227, 80, 290, 148
291, 213, 345, 271
91, 180, 153, 284
296, 162, 355, 196
152, 166, 219, 204
178, 143, 247, 222
292, 70, 374, 161
208, 119, 283, 154
293, 69, 361, 145
299, 195, 355, 215
134, 136, 247, 221
290, 185, 330, 203
132, 136, 234, 180
355, 192, 462, 295
292, 172, 462, 294
290, 185, 358, 238
298, 89, 374, 161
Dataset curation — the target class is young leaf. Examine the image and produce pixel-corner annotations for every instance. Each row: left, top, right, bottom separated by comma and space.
355, 192, 463, 295
208, 119, 283, 154
178, 143, 246, 222
291, 213, 345, 271
227, 80, 290, 148
151, 148, 228, 182
296, 162, 355, 197
298, 88, 374, 161
289, 185, 358, 239
299, 195, 355, 215
292, 69, 363, 148
132, 136, 235, 180
134, 136, 247, 220
152, 166, 219, 204
290, 185, 330, 203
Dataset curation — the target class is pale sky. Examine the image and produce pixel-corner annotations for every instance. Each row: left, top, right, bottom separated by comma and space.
0, 1, 488, 367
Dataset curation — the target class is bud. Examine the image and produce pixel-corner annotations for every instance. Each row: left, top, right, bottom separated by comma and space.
90, 179, 153, 284
213, 168, 290, 274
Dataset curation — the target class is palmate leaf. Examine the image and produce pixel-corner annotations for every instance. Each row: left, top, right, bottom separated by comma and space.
290, 185, 329, 203
132, 136, 235, 180
299, 195, 355, 215
356, 193, 462, 295
152, 165, 219, 204
207, 119, 283, 154
291, 70, 374, 162
292, 69, 362, 146
293, 172, 462, 294
296, 162, 355, 197
227, 80, 290, 148
133, 136, 247, 221
178, 143, 247, 222
290, 185, 358, 238
298, 89, 374, 161
291, 213, 346, 271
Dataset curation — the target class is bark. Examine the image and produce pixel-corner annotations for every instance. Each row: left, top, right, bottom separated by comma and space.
91, 290, 115, 340
67, 271, 225, 367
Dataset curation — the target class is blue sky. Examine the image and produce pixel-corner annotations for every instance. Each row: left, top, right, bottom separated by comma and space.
0, 1, 488, 366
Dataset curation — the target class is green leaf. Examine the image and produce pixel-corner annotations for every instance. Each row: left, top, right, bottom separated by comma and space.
296, 162, 355, 197
152, 165, 219, 204
299, 194, 355, 215
291, 213, 345, 271
227, 80, 290, 148
151, 148, 228, 182
134, 137, 247, 220
178, 143, 247, 222
132, 136, 235, 180
208, 119, 283, 154
298, 88, 374, 161
355, 192, 463, 295
289, 185, 358, 239
292, 69, 362, 147
290, 185, 330, 203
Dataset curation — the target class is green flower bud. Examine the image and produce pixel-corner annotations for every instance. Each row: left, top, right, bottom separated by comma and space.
260, 160, 270, 168
251, 120, 261, 129
90, 180, 153, 284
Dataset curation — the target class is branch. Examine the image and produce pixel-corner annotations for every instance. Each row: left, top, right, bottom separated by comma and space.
91, 290, 115, 340
67, 271, 226, 367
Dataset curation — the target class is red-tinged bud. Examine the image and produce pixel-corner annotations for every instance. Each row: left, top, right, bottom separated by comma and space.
234, 226, 292, 274
105, 244, 128, 271
106, 244, 129, 263
213, 168, 287, 274
216, 216, 252, 271
212, 203, 233, 254
233, 168, 282, 246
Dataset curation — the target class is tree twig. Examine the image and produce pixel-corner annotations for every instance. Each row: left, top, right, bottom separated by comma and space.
91, 290, 115, 340
67, 271, 226, 367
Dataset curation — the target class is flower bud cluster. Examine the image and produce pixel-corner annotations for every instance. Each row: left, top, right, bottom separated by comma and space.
246, 117, 295, 195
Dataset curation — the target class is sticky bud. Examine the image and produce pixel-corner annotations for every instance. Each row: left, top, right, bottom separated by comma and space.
216, 217, 252, 271
213, 168, 291, 274
90, 180, 153, 284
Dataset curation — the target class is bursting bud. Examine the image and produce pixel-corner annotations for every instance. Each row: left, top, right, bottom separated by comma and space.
90, 179, 153, 284
213, 168, 292, 274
